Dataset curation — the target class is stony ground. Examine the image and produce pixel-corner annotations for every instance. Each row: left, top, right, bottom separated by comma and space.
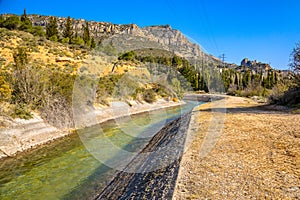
173, 96, 300, 199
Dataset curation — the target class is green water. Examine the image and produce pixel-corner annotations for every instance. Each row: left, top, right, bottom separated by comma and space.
0, 102, 199, 200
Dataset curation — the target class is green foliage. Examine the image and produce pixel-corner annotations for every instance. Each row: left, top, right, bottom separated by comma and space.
172, 55, 182, 67
13, 46, 28, 68
46, 17, 58, 39
19, 9, 32, 32
90, 37, 96, 49
118, 51, 135, 61
0, 70, 11, 102
142, 89, 156, 103
49, 35, 58, 42
12, 104, 33, 119
82, 21, 90, 46
31, 26, 45, 36
61, 37, 70, 44
0, 16, 4, 26
63, 16, 73, 43
2, 15, 21, 30
72, 36, 85, 45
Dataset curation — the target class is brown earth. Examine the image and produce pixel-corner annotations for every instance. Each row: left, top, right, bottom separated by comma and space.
173, 95, 300, 199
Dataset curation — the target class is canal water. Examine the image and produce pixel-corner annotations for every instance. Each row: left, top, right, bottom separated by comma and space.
0, 101, 200, 200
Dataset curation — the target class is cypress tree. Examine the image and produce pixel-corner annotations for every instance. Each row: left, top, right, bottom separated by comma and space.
46, 17, 58, 40
20, 8, 32, 31
82, 21, 90, 46
91, 37, 96, 49
63, 16, 73, 43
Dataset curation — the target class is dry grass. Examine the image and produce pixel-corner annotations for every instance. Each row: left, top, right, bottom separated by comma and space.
174, 96, 300, 199
0, 28, 85, 71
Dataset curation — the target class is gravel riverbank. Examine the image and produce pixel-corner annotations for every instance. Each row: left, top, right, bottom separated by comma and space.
173, 96, 300, 199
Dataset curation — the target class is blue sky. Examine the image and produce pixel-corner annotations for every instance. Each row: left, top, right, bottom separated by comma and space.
1, 0, 299, 69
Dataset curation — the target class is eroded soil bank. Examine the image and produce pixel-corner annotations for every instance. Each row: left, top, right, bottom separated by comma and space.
0, 99, 183, 159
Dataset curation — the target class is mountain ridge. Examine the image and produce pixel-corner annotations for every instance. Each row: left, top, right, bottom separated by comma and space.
1, 13, 221, 65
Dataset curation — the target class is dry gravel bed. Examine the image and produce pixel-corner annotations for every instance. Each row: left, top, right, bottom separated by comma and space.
174, 96, 300, 199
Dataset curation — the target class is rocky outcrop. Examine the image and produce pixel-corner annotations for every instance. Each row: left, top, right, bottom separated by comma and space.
241, 58, 272, 71
23, 14, 219, 63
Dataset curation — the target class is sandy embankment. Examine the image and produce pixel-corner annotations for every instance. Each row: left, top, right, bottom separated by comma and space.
173, 95, 300, 199
0, 99, 183, 159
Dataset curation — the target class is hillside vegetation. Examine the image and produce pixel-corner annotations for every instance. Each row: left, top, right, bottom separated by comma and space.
0, 11, 299, 128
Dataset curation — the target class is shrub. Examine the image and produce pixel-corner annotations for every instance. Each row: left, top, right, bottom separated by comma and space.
0, 71, 11, 102
12, 104, 33, 119
2, 15, 21, 30
118, 51, 135, 61
143, 89, 156, 103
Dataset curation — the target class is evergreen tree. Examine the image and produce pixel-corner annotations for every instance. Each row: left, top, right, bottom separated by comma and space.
20, 8, 32, 31
91, 37, 96, 49
82, 21, 90, 46
46, 17, 58, 40
63, 16, 73, 43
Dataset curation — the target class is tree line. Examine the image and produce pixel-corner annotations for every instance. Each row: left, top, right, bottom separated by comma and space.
118, 50, 292, 98
0, 9, 96, 49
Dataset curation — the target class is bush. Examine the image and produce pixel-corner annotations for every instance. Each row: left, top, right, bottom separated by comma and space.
143, 89, 156, 103
0, 71, 11, 102
2, 15, 20, 30
12, 104, 33, 119
31, 26, 44, 37
49, 35, 58, 42
72, 36, 85, 45
118, 51, 135, 61
61, 37, 70, 44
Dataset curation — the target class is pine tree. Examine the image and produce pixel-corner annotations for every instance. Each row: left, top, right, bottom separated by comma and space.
82, 21, 90, 46
63, 16, 73, 43
46, 17, 58, 40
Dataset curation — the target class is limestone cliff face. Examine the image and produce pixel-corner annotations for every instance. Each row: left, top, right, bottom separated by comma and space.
27, 15, 218, 62
241, 58, 272, 71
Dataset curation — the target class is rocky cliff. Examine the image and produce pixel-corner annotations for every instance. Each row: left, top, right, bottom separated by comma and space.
241, 58, 272, 71
25, 14, 219, 63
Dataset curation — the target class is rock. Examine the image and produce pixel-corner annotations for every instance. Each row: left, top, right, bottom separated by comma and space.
55, 57, 74, 62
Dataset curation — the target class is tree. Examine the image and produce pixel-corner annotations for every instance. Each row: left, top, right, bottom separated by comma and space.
82, 21, 90, 46
90, 37, 96, 49
290, 42, 300, 87
172, 55, 182, 67
20, 8, 33, 32
63, 16, 73, 43
0, 15, 4, 27
46, 17, 58, 40
2, 15, 21, 30
291, 42, 300, 73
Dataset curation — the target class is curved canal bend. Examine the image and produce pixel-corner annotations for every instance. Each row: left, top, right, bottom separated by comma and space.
0, 101, 201, 199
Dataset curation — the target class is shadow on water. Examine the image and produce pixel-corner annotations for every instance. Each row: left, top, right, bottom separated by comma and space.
64, 113, 189, 200
93, 113, 192, 200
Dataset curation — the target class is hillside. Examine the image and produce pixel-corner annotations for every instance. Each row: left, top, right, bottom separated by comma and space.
0, 12, 295, 128
0, 14, 221, 64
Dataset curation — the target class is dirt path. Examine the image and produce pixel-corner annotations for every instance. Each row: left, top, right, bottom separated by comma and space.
173, 96, 300, 199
